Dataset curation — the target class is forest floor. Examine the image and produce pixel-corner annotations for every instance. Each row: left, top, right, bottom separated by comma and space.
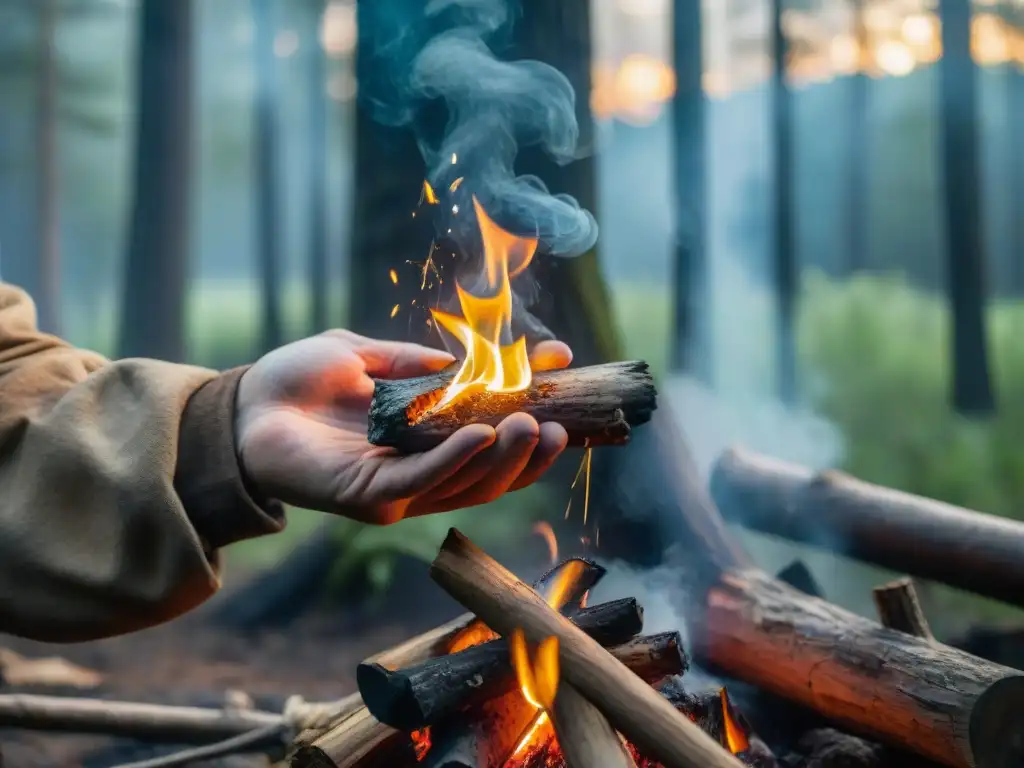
0, 560, 464, 768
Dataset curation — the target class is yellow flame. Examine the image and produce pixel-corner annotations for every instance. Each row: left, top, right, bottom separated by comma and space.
429, 197, 537, 411
542, 559, 585, 610
532, 522, 558, 564
510, 629, 559, 713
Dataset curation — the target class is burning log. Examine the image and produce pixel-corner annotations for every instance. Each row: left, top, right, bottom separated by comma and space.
710, 446, 1024, 608
368, 360, 657, 452
872, 577, 934, 640
430, 528, 745, 768
697, 568, 1024, 768
358, 597, 648, 730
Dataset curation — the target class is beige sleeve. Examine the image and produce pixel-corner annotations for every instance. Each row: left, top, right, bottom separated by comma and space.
0, 283, 285, 642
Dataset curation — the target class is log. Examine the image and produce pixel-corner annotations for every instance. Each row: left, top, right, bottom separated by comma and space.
552, 682, 637, 768
289, 705, 414, 768
430, 529, 744, 768
872, 577, 934, 640
423, 689, 539, 768
696, 567, 1024, 768
358, 597, 647, 729
710, 446, 1024, 608
368, 360, 657, 452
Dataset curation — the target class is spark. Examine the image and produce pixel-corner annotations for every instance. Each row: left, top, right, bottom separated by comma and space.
390, 304, 400, 319
451, 152, 457, 164
449, 177, 464, 192
452, 204, 459, 214
422, 180, 439, 205
388, 269, 398, 284
563, 447, 592, 521
583, 447, 593, 525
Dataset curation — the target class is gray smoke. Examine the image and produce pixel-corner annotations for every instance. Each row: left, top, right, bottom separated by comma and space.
365, 0, 598, 260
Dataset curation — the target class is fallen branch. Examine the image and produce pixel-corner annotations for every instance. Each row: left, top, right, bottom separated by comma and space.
358, 597, 647, 729
710, 446, 1024, 607
0, 693, 282, 744
368, 360, 657, 452
430, 528, 743, 768
697, 568, 1024, 768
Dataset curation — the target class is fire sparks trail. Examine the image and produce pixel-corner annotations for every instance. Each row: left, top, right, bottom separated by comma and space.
429, 197, 537, 411
389, 268, 398, 284
532, 522, 558, 564
390, 304, 400, 319
449, 176, 464, 192
563, 446, 594, 526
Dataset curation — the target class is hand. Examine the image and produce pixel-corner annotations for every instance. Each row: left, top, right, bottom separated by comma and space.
235, 329, 573, 525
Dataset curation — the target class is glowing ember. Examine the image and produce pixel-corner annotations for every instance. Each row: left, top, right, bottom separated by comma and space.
720, 688, 750, 755
450, 176, 464, 192
390, 304, 400, 319
541, 560, 585, 611
422, 180, 439, 205
410, 727, 431, 761
389, 268, 398, 284
447, 620, 499, 654
532, 522, 558, 564
429, 197, 537, 411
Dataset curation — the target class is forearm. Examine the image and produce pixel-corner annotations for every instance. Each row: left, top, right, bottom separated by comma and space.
0, 284, 284, 642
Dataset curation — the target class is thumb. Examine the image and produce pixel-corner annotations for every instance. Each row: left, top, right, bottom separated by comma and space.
348, 335, 456, 379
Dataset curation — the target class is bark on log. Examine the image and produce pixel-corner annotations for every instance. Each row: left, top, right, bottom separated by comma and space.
289, 705, 413, 768
696, 568, 1024, 768
873, 577, 934, 640
430, 528, 744, 768
368, 360, 657, 452
710, 446, 1024, 608
552, 682, 637, 768
357, 597, 646, 729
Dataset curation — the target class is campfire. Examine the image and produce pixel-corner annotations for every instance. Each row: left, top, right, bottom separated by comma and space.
290, 533, 769, 768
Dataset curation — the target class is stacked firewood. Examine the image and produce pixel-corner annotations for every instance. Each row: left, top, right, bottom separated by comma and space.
290, 545, 771, 768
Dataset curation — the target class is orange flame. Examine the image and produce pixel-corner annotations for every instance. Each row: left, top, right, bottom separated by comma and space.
509, 629, 560, 759
541, 560, 585, 611
429, 197, 537, 411
422, 180, 439, 205
720, 688, 750, 755
532, 522, 558, 565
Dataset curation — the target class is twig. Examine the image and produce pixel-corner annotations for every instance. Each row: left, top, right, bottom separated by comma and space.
104, 723, 287, 768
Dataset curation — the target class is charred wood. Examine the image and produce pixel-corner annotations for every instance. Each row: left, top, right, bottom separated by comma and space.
368, 361, 657, 452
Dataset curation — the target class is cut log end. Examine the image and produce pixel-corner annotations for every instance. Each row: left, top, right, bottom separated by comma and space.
368, 360, 657, 452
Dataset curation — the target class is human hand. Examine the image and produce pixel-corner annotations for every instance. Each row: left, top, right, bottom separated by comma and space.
235, 330, 572, 525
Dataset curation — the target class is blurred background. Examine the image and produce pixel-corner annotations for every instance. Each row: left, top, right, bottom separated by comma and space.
1, 0, 1022, 635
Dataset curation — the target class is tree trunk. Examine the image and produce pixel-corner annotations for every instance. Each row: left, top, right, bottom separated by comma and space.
119, 0, 192, 361
670, 0, 710, 380
253, 0, 284, 353
35, 0, 60, 335
1009, 6, 1024, 295
307, 0, 329, 334
938, 0, 996, 414
770, 0, 797, 403
846, 0, 868, 275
